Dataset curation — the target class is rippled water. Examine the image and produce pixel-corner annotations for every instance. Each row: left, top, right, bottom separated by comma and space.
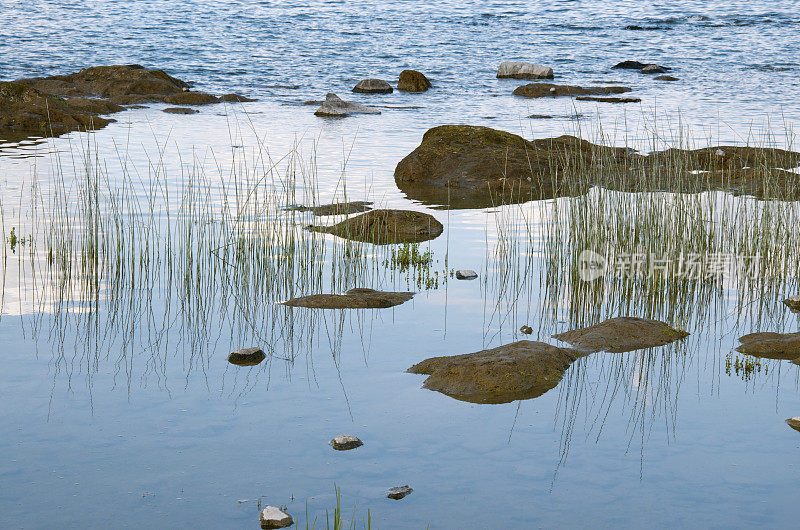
2, 2, 800, 529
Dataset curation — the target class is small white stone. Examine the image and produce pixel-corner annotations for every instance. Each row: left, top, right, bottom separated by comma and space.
260, 506, 293, 529
455, 269, 478, 280
329, 434, 363, 450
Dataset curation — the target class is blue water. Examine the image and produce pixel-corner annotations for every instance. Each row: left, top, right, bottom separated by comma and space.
2, 2, 800, 529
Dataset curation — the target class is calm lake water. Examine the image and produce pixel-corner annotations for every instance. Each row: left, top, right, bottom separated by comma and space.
2, 1, 800, 529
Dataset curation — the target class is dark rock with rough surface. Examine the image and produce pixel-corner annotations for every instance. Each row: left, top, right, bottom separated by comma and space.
228, 347, 266, 366
552, 317, 689, 353
513, 83, 632, 98
575, 96, 641, 103
329, 434, 364, 450
386, 486, 413, 500
736, 331, 800, 359
286, 201, 373, 216
783, 296, 800, 312
352, 79, 393, 94
655, 75, 679, 81
163, 107, 198, 114
397, 70, 432, 92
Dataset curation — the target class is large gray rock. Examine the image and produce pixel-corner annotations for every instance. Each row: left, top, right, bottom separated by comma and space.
408, 341, 581, 404
260, 506, 293, 529
314, 93, 381, 117
552, 317, 689, 353
352, 79, 393, 94
497, 61, 554, 80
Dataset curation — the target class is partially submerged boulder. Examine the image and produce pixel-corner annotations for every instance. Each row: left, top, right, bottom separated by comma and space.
497, 61, 554, 80
220, 93, 256, 102
408, 341, 581, 404
575, 96, 641, 103
162, 92, 220, 105
282, 288, 414, 309
314, 93, 381, 117
513, 83, 632, 98
330, 434, 363, 450
387, 486, 413, 500
787, 417, 800, 433
552, 317, 689, 353
228, 347, 266, 366
612, 61, 671, 72
260, 506, 293, 529
783, 296, 800, 312
0, 81, 115, 140
397, 70, 432, 92
641, 64, 668, 74
352, 79, 393, 94
394, 125, 629, 208
736, 331, 800, 359
163, 107, 198, 114
655, 75, 679, 81
285, 201, 373, 216
307, 209, 443, 244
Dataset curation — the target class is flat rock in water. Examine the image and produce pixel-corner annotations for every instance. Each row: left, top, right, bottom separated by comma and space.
787, 417, 800, 432
736, 331, 800, 359
397, 70, 432, 92
282, 288, 414, 309
220, 93, 256, 102
352, 79, 393, 94
286, 201, 373, 216
408, 341, 581, 404
575, 96, 641, 103
783, 296, 800, 312
386, 486, 413, 500
162, 92, 220, 105
513, 83, 632, 98
314, 93, 381, 117
163, 107, 198, 114
496, 61, 554, 79
552, 317, 689, 353
641, 64, 669, 74
520, 325, 533, 335
329, 434, 364, 450
307, 209, 443, 244
455, 269, 478, 280
228, 347, 266, 366
655, 75, 679, 81
260, 506, 293, 529
612, 60, 671, 71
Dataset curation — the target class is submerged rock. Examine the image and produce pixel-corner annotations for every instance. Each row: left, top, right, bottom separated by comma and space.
397, 70, 432, 92
163, 92, 220, 105
787, 417, 800, 432
352, 79, 393, 94
513, 83, 632, 98
314, 93, 381, 117
552, 317, 689, 353
394, 125, 628, 208
783, 296, 800, 312
329, 434, 364, 450
655, 75, 679, 81
285, 201, 373, 216
0, 81, 115, 140
260, 506, 293, 529
394, 124, 800, 208
575, 96, 641, 103
282, 288, 414, 309
307, 209, 443, 244
641, 64, 668, 74
220, 93, 257, 102
163, 107, 198, 114
386, 486, 413, 500
228, 347, 266, 366
496, 61, 554, 79
612, 60, 671, 71
455, 269, 478, 280
736, 331, 800, 359
408, 341, 581, 404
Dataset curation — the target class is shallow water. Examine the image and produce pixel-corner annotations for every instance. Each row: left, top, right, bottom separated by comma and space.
2, 2, 800, 529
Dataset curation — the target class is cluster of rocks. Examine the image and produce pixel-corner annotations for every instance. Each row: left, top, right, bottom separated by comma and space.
0, 64, 254, 140
313, 70, 431, 117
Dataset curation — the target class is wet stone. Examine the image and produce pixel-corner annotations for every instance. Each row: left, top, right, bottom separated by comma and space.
455, 270, 478, 280
520, 325, 533, 335
736, 331, 800, 359
387, 485, 413, 500
314, 93, 381, 117
496, 61, 554, 80
285, 201, 373, 216
655, 75, 679, 81
783, 296, 800, 312
329, 434, 363, 451
228, 347, 266, 366
575, 96, 641, 103
397, 70, 431, 92
260, 506, 293, 529
513, 83, 632, 98
552, 317, 690, 353
163, 107, 198, 114
307, 209, 443, 245
352, 79, 393, 94
787, 417, 800, 432
282, 288, 414, 309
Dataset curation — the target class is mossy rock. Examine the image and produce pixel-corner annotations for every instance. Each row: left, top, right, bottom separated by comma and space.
553, 317, 689, 353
